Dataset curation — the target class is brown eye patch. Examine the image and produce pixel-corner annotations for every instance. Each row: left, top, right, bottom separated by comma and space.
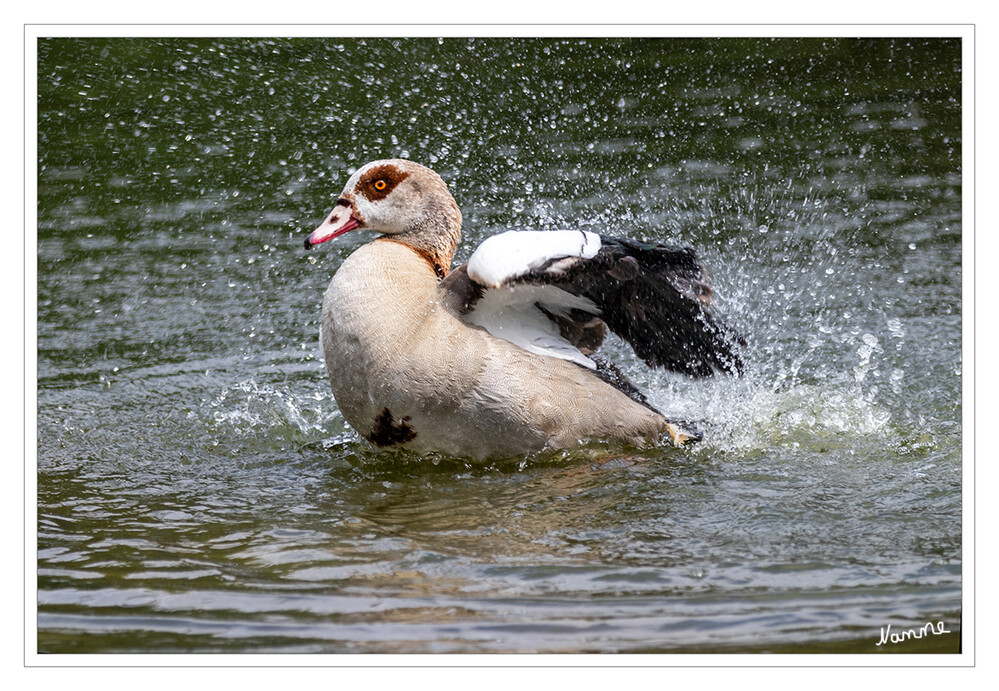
357, 164, 410, 201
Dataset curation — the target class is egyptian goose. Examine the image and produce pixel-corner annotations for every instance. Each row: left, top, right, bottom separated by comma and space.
304, 159, 743, 460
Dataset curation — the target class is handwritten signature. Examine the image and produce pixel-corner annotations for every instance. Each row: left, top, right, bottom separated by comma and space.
877, 621, 951, 646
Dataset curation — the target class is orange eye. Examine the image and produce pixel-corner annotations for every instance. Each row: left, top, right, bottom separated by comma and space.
373, 179, 388, 191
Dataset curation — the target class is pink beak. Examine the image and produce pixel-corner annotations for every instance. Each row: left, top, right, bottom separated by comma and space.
304, 203, 362, 249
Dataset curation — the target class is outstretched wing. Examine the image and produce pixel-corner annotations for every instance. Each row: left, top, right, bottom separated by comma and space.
439, 230, 744, 377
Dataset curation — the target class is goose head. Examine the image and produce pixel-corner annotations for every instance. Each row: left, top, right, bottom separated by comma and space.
304, 159, 462, 250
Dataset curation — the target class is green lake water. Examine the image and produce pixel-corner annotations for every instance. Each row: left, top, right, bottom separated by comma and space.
36, 37, 962, 654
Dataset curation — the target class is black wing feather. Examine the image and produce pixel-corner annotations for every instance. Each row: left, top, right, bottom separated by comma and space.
512, 235, 744, 377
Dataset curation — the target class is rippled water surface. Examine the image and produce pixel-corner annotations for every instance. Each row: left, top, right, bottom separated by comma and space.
36, 37, 962, 654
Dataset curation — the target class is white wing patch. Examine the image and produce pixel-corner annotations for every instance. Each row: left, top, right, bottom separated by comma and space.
463, 282, 601, 370
467, 230, 601, 288
460, 230, 606, 368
